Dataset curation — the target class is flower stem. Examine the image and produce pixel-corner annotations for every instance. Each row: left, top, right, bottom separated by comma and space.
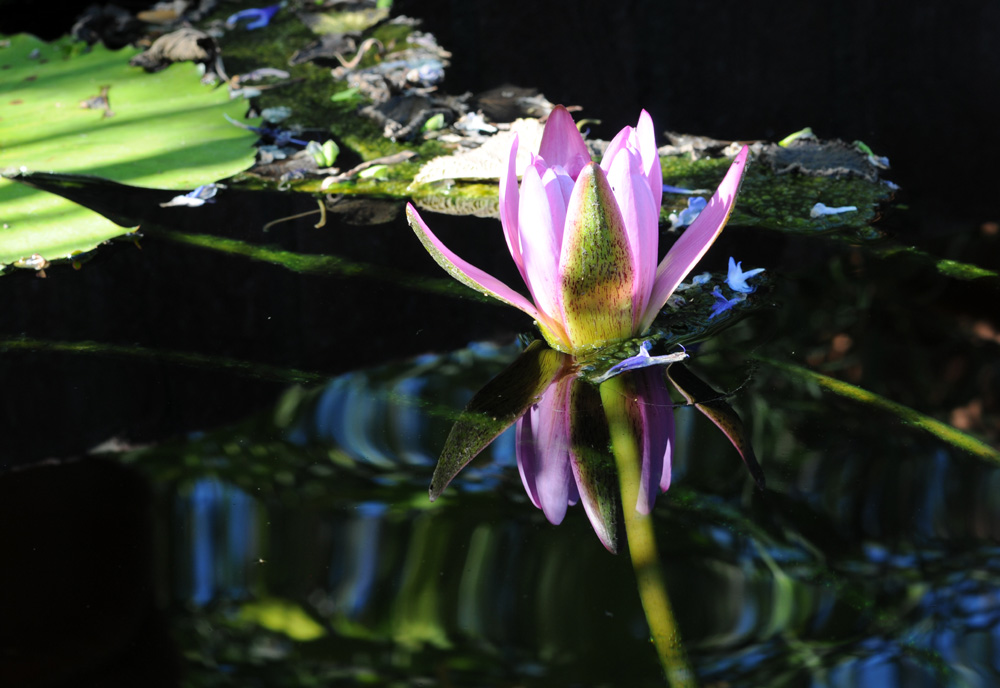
600, 376, 697, 688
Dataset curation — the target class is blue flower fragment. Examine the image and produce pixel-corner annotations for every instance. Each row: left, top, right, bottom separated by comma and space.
670, 196, 708, 228
226, 4, 281, 30
224, 113, 308, 147
726, 257, 765, 293
709, 286, 745, 319
662, 184, 708, 195
674, 271, 712, 292
590, 340, 689, 384
159, 184, 221, 208
810, 202, 858, 218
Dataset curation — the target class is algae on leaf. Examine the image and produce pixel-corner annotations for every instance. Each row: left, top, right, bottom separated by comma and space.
0, 33, 259, 270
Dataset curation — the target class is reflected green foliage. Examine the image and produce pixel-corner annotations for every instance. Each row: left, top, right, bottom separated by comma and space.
150, 228, 486, 301
55, 321, 997, 685
238, 598, 328, 641
0, 34, 258, 268
759, 356, 1000, 464
0, 336, 328, 385
116, 344, 522, 498
875, 244, 999, 281
668, 362, 765, 487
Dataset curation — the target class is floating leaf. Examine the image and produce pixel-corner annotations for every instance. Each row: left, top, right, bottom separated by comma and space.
0, 34, 258, 270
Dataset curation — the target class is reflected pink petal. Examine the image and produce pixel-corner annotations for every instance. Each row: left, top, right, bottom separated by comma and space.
634, 368, 675, 513
516, 379, 574, 524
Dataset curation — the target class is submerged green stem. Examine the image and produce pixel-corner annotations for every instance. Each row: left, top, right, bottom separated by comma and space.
600, 376, 697, 688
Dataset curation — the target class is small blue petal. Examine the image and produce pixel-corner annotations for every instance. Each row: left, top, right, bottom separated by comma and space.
672, 196, 708, 227
226, 4, 281, 30
590, 341, 688, 384
160, 184, 222, 208
187, 184, 220, 201
726, 256, 765, 294
810, 202, 858, 218
709, 287, 743, 319
662, 184, 706, 195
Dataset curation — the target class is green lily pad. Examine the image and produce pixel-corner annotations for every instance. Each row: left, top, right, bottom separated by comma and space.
0, 34, 259, 270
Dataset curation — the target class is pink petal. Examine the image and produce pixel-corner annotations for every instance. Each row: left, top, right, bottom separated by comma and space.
538, 105, 591, 179
633, 368, 675, 513
600, 111, 663, 213
406, 203, 541, 319
605, 147, 658, 325
499, 135, 526, 282
639, 146, 750, 333
599, 126, 632, 174
634, 110, 663, 213
549, 165, 577, 207
515, 378, 575, 524
515, 415, 542, 509
518, 164, 567, 326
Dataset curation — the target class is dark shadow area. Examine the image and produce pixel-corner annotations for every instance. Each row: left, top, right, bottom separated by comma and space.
0, 457, 180, 688
0, 189, 528, 465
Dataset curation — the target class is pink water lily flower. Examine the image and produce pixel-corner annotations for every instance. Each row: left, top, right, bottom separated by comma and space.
406, 106, 749, 354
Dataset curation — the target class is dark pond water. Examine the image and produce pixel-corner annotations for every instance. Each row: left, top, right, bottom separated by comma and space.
4, 2, 1000, 687
2, 179, 999, 687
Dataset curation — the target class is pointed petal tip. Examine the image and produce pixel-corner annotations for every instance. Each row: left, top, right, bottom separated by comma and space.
598, 529, 618, 554
405, 202, 423, 226
637, 108, 654, 128
407, 198, 545, 320
539, 106, 590, 176
428, 476, 446, 502
576, 159, 603, 181
732, 145, 751, 175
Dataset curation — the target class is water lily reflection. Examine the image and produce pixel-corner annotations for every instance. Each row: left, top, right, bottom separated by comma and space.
517, 360, 675, 552
430, 341, 762, 553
